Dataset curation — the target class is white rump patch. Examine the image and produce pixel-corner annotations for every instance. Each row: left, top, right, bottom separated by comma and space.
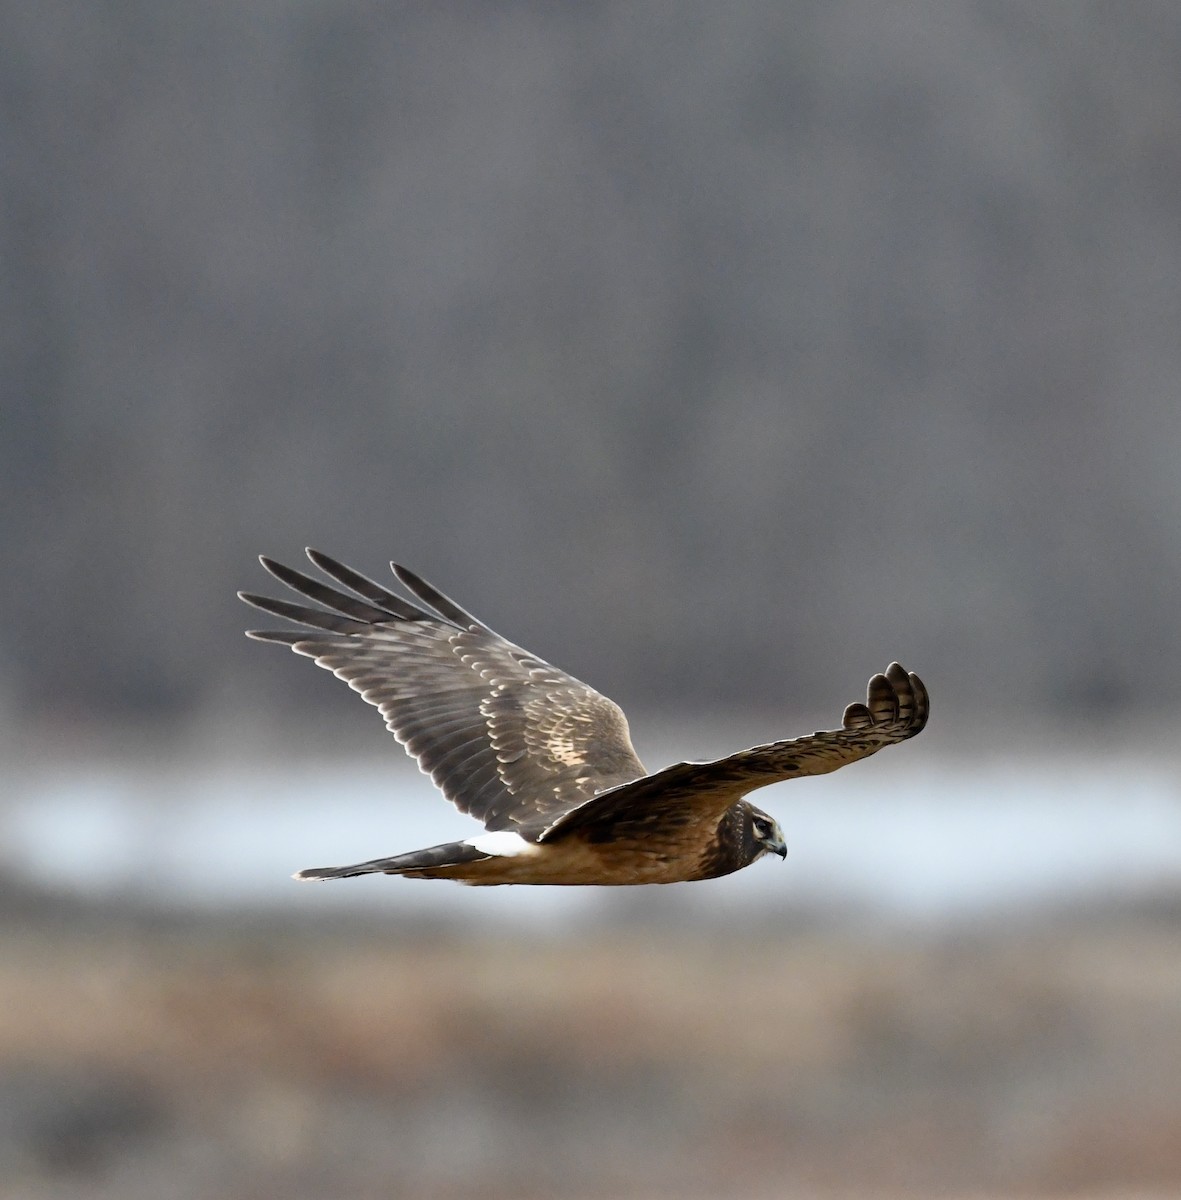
466, 831, 538, 858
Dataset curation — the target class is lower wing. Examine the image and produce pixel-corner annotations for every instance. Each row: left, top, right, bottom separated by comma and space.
540, 663, 928, 842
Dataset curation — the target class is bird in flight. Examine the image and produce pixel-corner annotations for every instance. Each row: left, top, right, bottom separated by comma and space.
240, 551, 928, 886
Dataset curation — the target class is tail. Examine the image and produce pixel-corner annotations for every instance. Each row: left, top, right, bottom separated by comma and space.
294, 840, 489, 881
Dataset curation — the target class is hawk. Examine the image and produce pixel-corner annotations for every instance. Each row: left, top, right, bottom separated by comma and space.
239, 551, 928, 886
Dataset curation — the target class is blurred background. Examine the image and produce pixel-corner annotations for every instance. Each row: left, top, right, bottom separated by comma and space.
3, 2, 1180, 1197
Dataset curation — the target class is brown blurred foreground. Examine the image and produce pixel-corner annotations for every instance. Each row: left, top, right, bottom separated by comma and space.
3, 888, 1180, 1200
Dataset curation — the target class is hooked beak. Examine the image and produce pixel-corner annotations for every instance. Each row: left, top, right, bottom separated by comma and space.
763, 835, 788, 860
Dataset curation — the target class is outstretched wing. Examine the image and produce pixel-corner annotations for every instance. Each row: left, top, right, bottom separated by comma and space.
239, 551, 646, 836
540, 663, 928, 842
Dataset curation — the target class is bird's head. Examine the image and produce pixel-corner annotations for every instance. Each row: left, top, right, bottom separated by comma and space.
745, 803, 787, 862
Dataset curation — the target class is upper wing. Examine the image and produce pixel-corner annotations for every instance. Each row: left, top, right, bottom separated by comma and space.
540, 663, 928, 842
239, 551, 646, 836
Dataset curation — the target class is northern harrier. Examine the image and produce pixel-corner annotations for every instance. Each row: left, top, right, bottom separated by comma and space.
240, 551, 928, 886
